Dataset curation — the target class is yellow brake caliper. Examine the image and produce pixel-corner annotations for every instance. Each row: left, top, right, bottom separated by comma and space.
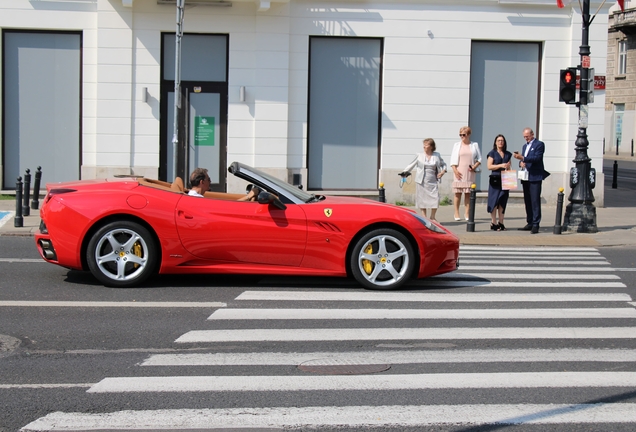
362, 243, 374, 275
132, 241, 143, 268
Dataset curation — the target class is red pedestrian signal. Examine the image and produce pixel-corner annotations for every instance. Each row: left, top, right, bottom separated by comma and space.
559, 68, 577, 105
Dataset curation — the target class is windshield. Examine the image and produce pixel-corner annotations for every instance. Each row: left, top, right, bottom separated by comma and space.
232, 163, 315, 203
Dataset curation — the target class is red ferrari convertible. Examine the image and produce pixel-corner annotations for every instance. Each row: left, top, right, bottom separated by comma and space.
35, 162, 458, 290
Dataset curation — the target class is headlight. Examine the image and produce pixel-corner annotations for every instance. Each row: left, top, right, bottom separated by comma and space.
411, 213, 447, 234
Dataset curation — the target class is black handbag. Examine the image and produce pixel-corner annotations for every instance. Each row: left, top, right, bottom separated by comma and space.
489, 175, 501, 188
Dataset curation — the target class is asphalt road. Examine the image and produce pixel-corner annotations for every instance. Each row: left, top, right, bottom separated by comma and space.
1, 237, 636, 431
603, 159, 636, 208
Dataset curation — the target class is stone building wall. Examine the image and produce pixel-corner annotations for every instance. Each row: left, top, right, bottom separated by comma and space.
605, 8, 636, 155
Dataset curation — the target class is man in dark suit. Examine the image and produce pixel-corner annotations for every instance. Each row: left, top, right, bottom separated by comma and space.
513, 128, 548, 234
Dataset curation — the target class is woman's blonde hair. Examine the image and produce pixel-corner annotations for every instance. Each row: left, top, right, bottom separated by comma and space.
459, 126, 471, 136
423, 138, 436, 151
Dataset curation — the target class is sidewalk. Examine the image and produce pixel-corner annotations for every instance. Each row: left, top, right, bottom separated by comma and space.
1, 197, 635, 247
0, 200, 40, 237
432, 202, 636, 247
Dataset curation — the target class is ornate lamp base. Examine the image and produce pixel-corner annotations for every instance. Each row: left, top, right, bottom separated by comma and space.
563, 202, 598, 233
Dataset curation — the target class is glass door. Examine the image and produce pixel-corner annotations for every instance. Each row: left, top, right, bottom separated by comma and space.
613, 103, 624, 154
188, 90, 223, 188
164, 83, 227, 191
160, 33, 228, 190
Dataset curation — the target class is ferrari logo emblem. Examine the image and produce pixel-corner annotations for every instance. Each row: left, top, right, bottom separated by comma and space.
324, 208, 333, 218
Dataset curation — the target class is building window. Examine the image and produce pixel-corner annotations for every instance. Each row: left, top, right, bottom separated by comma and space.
618, 40, 627, 75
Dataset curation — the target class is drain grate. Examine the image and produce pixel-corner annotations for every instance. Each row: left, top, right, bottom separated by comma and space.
298, 358, 390, 375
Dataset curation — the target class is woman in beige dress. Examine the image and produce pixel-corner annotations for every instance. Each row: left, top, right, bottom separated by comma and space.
450, 126, 482, 221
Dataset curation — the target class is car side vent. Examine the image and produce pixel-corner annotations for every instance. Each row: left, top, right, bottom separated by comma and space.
313, 221, 342, 233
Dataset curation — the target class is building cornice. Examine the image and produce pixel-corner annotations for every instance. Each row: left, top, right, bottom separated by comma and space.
612, 8, 636, 34
121, 0, 609, 8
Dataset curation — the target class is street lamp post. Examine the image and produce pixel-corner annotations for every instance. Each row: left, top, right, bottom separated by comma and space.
171, 0, 185, 181
563, 0, 598, 233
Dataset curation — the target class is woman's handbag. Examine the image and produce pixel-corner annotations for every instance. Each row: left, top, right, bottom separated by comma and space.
502, 170, 518, 190
489, 175, 501, 188
517, 169, 529, 182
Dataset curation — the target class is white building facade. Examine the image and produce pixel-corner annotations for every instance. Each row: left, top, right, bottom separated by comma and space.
0, 0, 611, 205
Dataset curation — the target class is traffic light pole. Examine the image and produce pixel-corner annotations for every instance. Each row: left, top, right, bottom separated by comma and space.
563, 0, 598, 233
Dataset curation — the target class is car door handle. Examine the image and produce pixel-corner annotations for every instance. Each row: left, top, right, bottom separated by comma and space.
178, 210, 194, 220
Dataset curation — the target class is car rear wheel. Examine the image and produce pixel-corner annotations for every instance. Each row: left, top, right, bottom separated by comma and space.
350, 228, 415, 290
87, 221, 157, 288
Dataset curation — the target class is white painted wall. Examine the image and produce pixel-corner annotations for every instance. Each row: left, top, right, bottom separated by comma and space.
0, 0, 611, 204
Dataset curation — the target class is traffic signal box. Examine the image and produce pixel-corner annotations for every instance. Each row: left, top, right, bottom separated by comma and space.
559, 68, 577, 105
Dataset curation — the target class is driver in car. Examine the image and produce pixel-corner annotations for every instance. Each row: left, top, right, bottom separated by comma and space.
187, 168, 210, 197
188, 167, 260, 201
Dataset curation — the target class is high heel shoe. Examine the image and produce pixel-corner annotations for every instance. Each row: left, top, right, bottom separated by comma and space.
490, 223, 499, 231
454, 216, 461, 221
498, 222, 506, 231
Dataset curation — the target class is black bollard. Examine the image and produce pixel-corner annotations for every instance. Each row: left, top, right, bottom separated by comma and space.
603, 138, 605, 155
632, 139, 634, 157
31, 166, 42, 210
22, 168, 31, 217
612, 160, 618, 189
466, 183, 476, 232
616, 138, 619, 156
378, 182, 386, 203
14, 177, 23, 228
553, 187, 564, 235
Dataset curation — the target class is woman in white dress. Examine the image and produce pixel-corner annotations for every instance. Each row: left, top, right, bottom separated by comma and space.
402, 138, 447, 221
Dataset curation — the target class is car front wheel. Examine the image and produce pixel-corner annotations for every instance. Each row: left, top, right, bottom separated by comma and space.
350, 228, 415, 290
87, 221, 157, 287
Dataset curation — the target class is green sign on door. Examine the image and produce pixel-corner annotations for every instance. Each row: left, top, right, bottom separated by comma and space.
195, 116, 215, 146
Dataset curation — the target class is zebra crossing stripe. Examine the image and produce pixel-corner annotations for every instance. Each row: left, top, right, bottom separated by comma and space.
406, 281, 625, 288
443, 273, 620, 280
175, 327, 636, 343
141, 348, 636, 366
460, 255, 605, 260
456, 266, 615, 271
20, 403, 636, 430
235, 291, 632, 302
87, 372, 636, 393
460, 260, 610, 265
207, 308, 636, 320
460, 246, 597, 251
459, 251, 602, 256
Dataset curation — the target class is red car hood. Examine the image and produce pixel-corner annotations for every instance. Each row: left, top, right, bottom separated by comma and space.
316, 195, 416, 212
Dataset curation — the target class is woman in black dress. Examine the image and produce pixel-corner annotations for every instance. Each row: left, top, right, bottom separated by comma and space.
487, 134, 512, 231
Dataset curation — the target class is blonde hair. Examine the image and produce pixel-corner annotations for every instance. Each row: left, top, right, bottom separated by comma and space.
460, 126, 471, 136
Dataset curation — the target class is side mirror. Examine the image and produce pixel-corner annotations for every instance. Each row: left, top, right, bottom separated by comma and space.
257, 192, 287, 210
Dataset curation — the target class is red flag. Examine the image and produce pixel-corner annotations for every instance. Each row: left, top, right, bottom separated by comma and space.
618, 0, 625, 11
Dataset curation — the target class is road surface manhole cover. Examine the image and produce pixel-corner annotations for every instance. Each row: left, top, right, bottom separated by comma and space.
298, 358, 390, 375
